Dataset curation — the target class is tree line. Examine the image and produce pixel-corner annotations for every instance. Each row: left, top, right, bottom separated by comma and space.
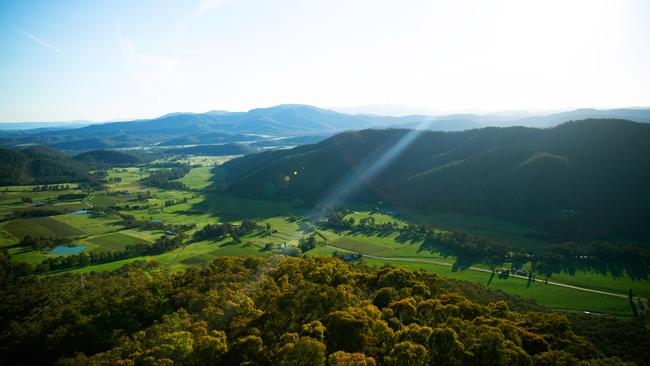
119, 213, 196, 233
0, 255, 644, 365
142, 164, 191, 190
194, 219, 260, 243
37, 233, 187, 272
324, 210, 650, 279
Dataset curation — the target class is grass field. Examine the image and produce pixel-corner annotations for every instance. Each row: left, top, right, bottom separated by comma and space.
198, 192, 307, 220
363, 257, 633, 317
0, 188, 86, 220
8, 246, 56, 265
2, 217, 84, 239
88, 232, 152, 253
177, 155, 239, 166
344, 210, 408, 226
401, 210, 547, 251
0, 229, 15, 246
2, 166, 647, 321
175, 167, 213, 189
329, 236, 392, 254
52, 213, 123, 235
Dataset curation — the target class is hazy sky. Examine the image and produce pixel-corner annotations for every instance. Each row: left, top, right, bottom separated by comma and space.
1, 0, 649, 122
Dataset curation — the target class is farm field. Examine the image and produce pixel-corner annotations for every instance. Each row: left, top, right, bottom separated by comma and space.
329, 236, 394, 255
363, 257, 633, 317
0, 186, 87, 219
399, 209, 548, 251
0, 183, 79, 192
2, 216, 84, 239
1, 164, 648, 321
88, 232, 152, 253
198, 191, 307, 220
52, 213, 123, 235
175, 166, 213, 189
177, 155, 240, 166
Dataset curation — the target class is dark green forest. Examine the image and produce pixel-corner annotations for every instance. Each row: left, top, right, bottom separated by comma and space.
74, 150, 144, 166
1, 255, 646, 365
223, 119, 650, 241
0, 146, 101, 186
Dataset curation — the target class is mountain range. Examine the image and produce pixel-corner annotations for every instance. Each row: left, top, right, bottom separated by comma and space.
1, 105, 649, 151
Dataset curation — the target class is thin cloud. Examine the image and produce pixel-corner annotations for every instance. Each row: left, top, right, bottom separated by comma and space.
175, 0, 234, 50
12, 26, 63, 55
115, 19, 178, 93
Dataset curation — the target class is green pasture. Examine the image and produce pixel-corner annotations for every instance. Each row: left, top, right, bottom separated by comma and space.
329, 236, 392, 255
1, 166, 647, 321
401, 210, 547, 251
175, 167, 213, 189
88, 232, 152, 253
363, 258, 633, 318
177, 155, 238, 167
104, 168, 148, 190
52, 213, 123, 235
0, 188, 86, 219
8, 246, 56, 265
0, 183, 79, 192
198, 192, 307, 220
120, 228, 165, 242
546, 270, 650, 299
13, 201, 90, 215
344, 210, 408, 226
2, 217, 84, 239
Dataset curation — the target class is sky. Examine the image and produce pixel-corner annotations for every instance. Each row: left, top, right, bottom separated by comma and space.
0, 0, 649, 122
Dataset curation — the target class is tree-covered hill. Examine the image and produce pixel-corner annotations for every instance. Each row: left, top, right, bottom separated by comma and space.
3, 106, 649, 151
0, 146, 99, 186
74, 149, 144, 165
0, 255, 644, 365
223, 119, 650, 240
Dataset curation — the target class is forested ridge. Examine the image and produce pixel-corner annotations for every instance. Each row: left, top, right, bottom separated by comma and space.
0, 146, 101, 186
223, 119, 650, 240
0, 255, 646, 365
74, 150, 144, 166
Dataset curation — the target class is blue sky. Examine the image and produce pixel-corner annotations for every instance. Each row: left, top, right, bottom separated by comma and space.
1, 0, 649, 122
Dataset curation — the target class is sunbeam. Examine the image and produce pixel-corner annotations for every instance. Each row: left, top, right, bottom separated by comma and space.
308, 122, 429, 219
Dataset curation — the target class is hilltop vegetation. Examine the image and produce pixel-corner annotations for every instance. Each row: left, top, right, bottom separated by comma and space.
74, 149, 144, 166
223, 119, 650, 241
0, 146, 101, 186
1, 119, 649, 365
0, 255, 644, 365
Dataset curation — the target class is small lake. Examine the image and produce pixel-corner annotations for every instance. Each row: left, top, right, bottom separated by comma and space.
50, 245, 86, 255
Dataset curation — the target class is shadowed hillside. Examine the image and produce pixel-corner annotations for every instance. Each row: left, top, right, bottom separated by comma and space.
0, 146, 101, 186
223, 119, 650, 240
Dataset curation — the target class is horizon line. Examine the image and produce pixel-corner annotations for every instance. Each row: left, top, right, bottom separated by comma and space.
1, 104, 650, 124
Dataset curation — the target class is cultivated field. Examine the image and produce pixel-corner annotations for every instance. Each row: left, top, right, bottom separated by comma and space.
88, 232, 152, 253
1, 163, 648, 321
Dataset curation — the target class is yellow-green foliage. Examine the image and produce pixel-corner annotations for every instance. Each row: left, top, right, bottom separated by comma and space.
1, 256, 641, 365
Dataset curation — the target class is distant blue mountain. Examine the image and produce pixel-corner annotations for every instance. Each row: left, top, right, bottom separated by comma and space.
1, 105, 649, 150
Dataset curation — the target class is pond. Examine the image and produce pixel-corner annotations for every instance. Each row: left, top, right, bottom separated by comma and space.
50, 245, 87, 255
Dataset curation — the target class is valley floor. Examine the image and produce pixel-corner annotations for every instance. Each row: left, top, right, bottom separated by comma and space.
1, 160, 647, 320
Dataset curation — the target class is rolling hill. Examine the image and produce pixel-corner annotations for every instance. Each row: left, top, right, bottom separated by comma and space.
222, 119, 650, 240
2, 105, 649, 151
0, 146, 99, 186
74, 150, 144, 165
